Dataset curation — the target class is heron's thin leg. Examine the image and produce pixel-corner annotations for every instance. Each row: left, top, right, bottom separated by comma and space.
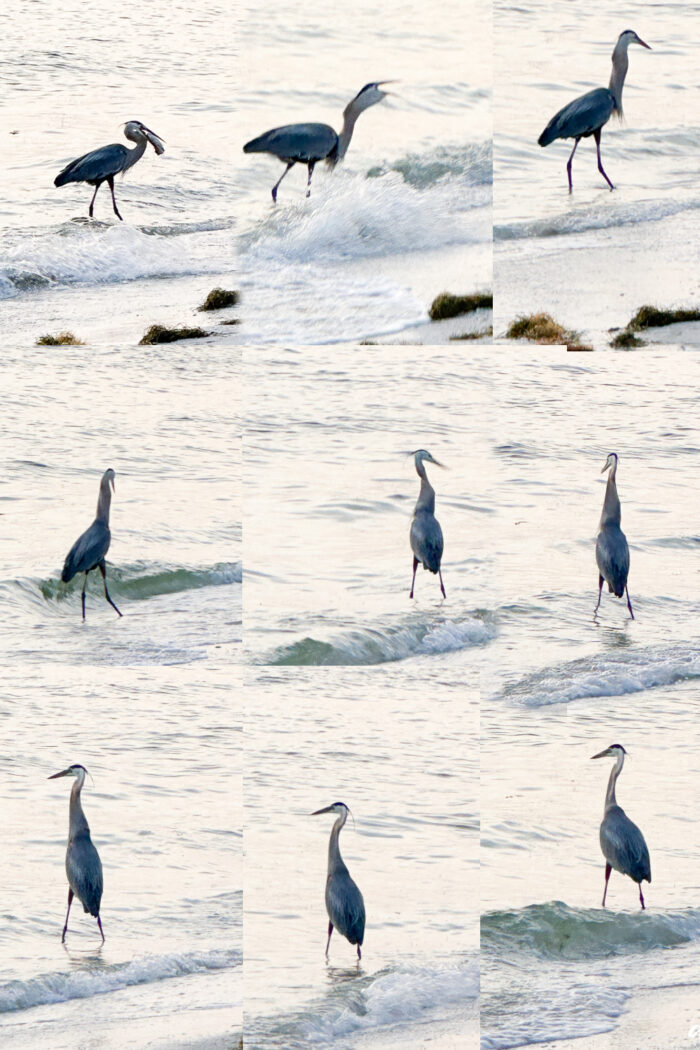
325, 921, 333, 956
97, 915, 105, 943
594, 574, 604, 615
306, 161, 316, 198
566, 138, 580, 194
81, 574, 88, 621
357, 944, 361, 961
62, 887, 74, 942
271, 161, 294, 203
438, 568, 446, 600
107, 176, 123, 221
602, 862, 611, 907
409, 556, 418, 599
88, 183, 100, 219
594, 129, 614, 191
625, 586, 635, 620
638, 884, 645, 910
98, 561, 122, 617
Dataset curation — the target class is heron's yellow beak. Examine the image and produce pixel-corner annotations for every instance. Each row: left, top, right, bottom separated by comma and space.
48, 768, 72, 779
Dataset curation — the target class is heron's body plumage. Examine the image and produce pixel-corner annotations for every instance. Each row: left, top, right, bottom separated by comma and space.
54, 143, 138, 187
538, 87, 615, 146
243, 123, 339, 166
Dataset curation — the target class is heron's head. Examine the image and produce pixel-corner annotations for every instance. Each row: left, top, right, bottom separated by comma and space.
413, 449, 445, 470
601, 452, 618, 475
312, 801, 351, 820
124, 121, 166, 155
346, 81, 395, 116
102, 467, 116, 493
617, 29, 651, 51
591, 743, 628, 761
48, 763, 89, 782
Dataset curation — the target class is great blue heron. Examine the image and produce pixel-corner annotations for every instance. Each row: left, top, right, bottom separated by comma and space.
591, 744, 651, 909
409, 450, 446, 600
54, 121, 165, 220
538, 30, 651, 192
243, 82, 393, 202
48, 763, 105, 943
595, 452, 634, 619
61, 468, 122, 621
311, 802, 366, 960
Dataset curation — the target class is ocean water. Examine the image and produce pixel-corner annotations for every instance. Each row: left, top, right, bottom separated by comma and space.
243, 668, 480, 1050
494, 0, 700, 342
0, 665, 242, 1049
243, 345, 498, 667
481, 348, 700, 1047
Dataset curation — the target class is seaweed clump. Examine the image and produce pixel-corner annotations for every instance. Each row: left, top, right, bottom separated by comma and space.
506, 313, 591, 350
627, 305, 700, 331
450, 326, 493, 341
429, 292, 493, 321
197, 287, 240, 311
139, 325, 210, 345
35, 331, 85, 346
609, 329, 645, 349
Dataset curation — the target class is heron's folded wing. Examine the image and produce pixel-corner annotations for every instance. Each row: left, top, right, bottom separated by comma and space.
55, 143, 129, 186
538, 88, 614, 146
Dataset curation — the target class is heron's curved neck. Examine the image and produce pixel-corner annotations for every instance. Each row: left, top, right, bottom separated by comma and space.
125, 135, 148, 171
337, 106, 361, 161
600, 468, 621, 527
328, 812, 349, 876
605, 752, 624, 810
415, 459, 436, 513
69, 773, 91, 839
609, 40, 630, 113
96, 477, 112, 525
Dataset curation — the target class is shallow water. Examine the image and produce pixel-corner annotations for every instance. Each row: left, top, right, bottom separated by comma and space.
494, 0, 700, 340
0, 343, 241, 666
244, 345, 497, 666
243, 668, 480, 1050
0, 665, 242, 1048
482, 348, 700, 1047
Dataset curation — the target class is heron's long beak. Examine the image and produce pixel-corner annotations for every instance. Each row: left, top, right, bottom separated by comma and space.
590, 749, 609, 759
48, 768, 72, 779
636, 36, 652, 49
311, 805, 336, 816
600, 460, 611, 474
143, 126, 166, 155
377, 79, 397, 94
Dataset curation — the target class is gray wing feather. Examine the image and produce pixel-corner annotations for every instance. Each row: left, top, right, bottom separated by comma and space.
596, 524, 629, 597
410, 513, 444, 573
55, 144, 130, 186
243, 123, 338, 163
538, 88, 615, 145
326, 872, 365, 945
66, 835, 104, 916
600, 806, 651, 883
62, 520, 111, 581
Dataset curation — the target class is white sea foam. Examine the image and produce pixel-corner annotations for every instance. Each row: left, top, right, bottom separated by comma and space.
304, 962, 479, 1044
498, 645, 700, 707
0, 948, 240, 1014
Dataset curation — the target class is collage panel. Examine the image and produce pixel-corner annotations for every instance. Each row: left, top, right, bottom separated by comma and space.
243, 666, 479, 1050
232, 0, 492, 345
482, 348, 700, 1048
0, 342, 241, 662
1, 664, 242, 1050
2, 0, 238, 347
243, 344, 497, 668
494, 0, 699, 349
